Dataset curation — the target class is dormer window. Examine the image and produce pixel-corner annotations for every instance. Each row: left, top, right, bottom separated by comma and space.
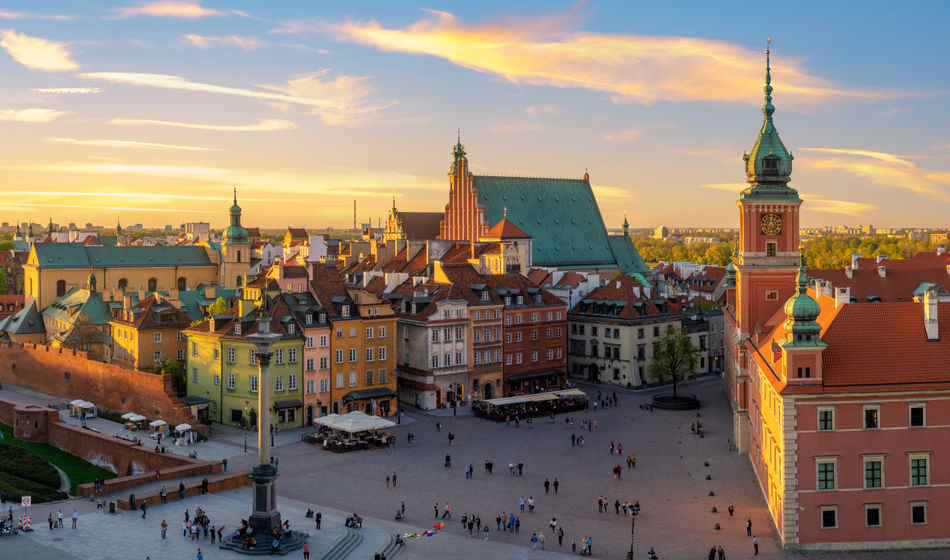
504, 296, 512, 306
342, 305, 350, 317
481, 290, 489, 301
763, 155, 779, 174
234, 323, 240, 335
319, 313, 326, 324
305, 314, 312, 325
516, 295, 523, 305
288, 324, 295, 335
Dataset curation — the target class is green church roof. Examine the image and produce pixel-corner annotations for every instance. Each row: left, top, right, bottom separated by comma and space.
607, 235, 650, 275
43, 287, 114, 326
0, 300, 45, 335
473, 175, 645, 269
31, 243, 213, 269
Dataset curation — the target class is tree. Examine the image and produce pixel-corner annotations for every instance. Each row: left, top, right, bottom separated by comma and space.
648, 325, 699, 400
205, 297, 229, 317
158, 360, 186, 396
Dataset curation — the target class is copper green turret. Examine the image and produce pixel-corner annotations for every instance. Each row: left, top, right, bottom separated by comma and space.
742, 42, 799, 202
223, 188, 249, 245
782, 253, 824, 346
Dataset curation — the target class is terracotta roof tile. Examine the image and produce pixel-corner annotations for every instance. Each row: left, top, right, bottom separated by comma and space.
484, 218, 531, 239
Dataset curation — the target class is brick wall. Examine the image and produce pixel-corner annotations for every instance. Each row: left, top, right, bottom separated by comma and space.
48, 422, 200, 476
0, 340, 194, 425
77, 459, 223, 497
115, 470, 251, 510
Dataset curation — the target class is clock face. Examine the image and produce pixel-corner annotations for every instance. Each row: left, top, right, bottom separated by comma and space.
760, 213, 782, 235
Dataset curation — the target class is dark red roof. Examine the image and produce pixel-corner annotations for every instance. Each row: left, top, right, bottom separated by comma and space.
808, 267, 950, 302
111, 294, 192, 330
570, 275, 684, 319
484, 218, 531, 239
397, 212, 443, 240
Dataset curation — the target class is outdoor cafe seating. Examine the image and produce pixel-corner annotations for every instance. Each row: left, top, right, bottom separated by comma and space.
472, 389, 590, 421
305, 411, 396, 452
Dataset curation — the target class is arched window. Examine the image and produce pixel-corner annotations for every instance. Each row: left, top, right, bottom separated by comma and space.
237, 250, 242, 262
236, 276, 242, 287
147, 277, 157, 292
117, 278, 128, 291
56, 279, 67, 297
177, 277, 186, 291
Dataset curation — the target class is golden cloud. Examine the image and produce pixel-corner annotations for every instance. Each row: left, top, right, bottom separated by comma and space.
46, 137, 217, 151
0, 108, 69, 122
181, 34, 263, 50
799, 194, 875, 216
802, 147, 950, 202
327, 9, 897, 108
0, 10, 75, 20
0, 29, 78, 71
32, 87, 102, 93
112, 1, 223, 19
107, 117, 297, 132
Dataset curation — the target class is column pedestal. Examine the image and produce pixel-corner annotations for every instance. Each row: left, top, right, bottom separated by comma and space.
248, 464, 281, 537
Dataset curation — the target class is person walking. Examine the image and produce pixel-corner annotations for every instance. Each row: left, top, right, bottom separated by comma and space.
544, 478, 550, 494
617, 442, 622, 456
746, 519, 752, 536
609, 441, 614, 455
718, 545, 725, 560
303, 542, 310, 560
71, 509, 78, 529
161, 520, 167, 542
434, 503, 439, 519
316, 511, 322, 529
553, 478, 559, 494
179, 482, 185, 500
442, 503, 451, 519
517, 461, 523, 476
386, 475, 390, 488
557, 526, 564, 546
483, 526, 490, 540
141, 499, 148, 519
210, 525, 216, 544
448, 432, 455, 446
520, 496, 526, 511
571, 433, 576, 446
183, 519, 189, 537
48, 512, 53, 530
531, 533, 538, 550
436, 421, 442, 432
538, 531, 545, 549
401, 502, 405, 516
753, 536, 759, 555
196, 548, 203, 560
728, 504, 734, 517
160, 486, 167, 503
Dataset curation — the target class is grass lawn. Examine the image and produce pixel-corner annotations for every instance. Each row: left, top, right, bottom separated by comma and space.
0, 423, 115, 496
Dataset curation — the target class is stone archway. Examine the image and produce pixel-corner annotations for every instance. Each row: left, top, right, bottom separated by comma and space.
587, 363, 600, 381
483, 382, 494, 400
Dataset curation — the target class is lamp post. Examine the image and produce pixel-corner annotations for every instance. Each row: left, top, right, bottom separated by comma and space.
628, 511, 636, 560
246, 295, 282, 538
243, 401, 248, 453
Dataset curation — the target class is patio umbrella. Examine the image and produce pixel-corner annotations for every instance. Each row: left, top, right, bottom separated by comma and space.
175, 423, 192, 432
129, 414, 147, 422
149, 420, 167, 427
121, 412, 136, 420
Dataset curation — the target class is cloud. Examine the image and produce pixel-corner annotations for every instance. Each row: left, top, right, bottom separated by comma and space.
107, 117, 297, 132
0, 10, 76, 20
79, 71, 388, 125
802, 147, 950, 202
181, 34, 264, 50
525, 104, 558, 116
328, 9, 899, 108
7, 162, 233, 179
601, 128, 643, 142
800, 194, 875, 216
112, 1, 223, 19
0, 29, 78, 71
32, 87, 102, 94
700, 182, 748, 192
46, 137, 217, 151
0, 108, 69, 122
0, 201, 195, 213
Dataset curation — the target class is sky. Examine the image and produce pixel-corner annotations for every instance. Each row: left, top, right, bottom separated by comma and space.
0, 1, 948, 230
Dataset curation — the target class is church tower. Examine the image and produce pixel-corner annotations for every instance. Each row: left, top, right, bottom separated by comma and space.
220, 189, 250, 289
734, 44, 802, 338
439, 134, 483, 243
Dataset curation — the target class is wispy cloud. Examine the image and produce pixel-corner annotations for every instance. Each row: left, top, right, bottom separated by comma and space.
79, 71, 388, 125
601, 128, 643, 142
802, 147, 950, 202
489, 123, 545, 134
181, 34, 264, 50
327, 9, 900, 108
525, 104, 558, 116
6, 162, 233, 179
32, 87, 102, 94
799, 147, 913, 166
700, 182, 747, 192
800, 193, 875, 216
112, 1, 222, 19
0, 108, 69, 122
0, 29, 78, 71
107, 117, 297, 132
0, 10, 76, 20
46, 137, 217, 151
0, 201, 196, 213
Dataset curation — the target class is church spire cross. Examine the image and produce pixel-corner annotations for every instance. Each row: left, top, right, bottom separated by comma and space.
763, 38, 775, 121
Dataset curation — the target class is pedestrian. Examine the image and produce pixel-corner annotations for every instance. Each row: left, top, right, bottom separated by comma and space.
531, 533, 538, 550
218, 526, 223, 541
141, 499, 147, 519
179, 482, 185, 500
445, 454, 451, 468
436, 421, 442, 432
571, 538, 577, 553
443, 503, 451, 519
587, 536, 593, 555
161, 520, 167, 542
718, 545, 725, 560
544, 478, 550, 493
553, 478, 559, 494
316, 511, 322, 529
401, 502, 405, 516
728, 504, 734, 517
210, 525, 216, 544
185, 508, 189, 522
434, 503, 439, 519
97, 495, 103, 510
448, 432, 455, 445
483, 526, 490, 540
222, 458, 227, 472
48, 512, 53, 530
57, 509, 64, 528
618, 442, 622, 455
71, 509, 78, 529
303, 542, 310, 560
746, 519, 752, 536
183, 520, 189, 537
539, 532, 545, 549
275, 457, 279, 471
571, 433, 576, 446
557, 526, 564, 546
518, 461, 523, 476
709, 546, 717, 560
520, 496, 525, 511
528, 497, 534, 513
753, 536, 759, 555
196, 548, 203, 560
631, 454, 636, 468
392, 472, 397, 486
609, 441, 614, 455
496, 513, 501, 531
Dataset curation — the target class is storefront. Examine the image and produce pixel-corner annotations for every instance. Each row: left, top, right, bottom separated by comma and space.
506, 369, 567, 396
273, 399, 303, 427
341, 388, 397, 417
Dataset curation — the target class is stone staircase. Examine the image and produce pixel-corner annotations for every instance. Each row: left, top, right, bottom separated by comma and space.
319, 527, 362, 560
375, 532, 406, 559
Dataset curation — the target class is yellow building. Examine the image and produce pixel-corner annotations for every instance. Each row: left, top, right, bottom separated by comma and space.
110, 293, 191, 371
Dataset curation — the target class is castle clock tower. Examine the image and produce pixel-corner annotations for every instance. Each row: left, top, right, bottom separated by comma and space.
735, 44, 802, 338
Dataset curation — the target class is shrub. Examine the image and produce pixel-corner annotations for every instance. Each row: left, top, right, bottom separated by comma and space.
0, 472, 67, 503
0, 441, 60, 488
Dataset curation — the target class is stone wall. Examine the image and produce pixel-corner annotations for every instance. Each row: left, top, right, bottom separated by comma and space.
115, 470, 251, 510
77, 460, 223, 497
0, 340, 194, 425
48, 422, 198, 476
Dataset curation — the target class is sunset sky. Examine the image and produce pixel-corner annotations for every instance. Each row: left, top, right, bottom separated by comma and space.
1, 1, 948, 229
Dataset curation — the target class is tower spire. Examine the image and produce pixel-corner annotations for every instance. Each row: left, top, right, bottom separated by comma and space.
233, 186, 237, 205
763, 38, 774, 122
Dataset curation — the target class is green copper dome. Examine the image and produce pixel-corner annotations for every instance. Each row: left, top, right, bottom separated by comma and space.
223, 188, 248, 245
725, 261, 736, 288
782, 257, 823, 345
741, 45, 798, 201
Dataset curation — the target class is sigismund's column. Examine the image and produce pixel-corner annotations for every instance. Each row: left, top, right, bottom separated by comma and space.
246, 295, 282, 537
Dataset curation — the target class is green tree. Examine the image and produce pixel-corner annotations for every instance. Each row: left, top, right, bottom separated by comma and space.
158, 360, 186, 396
205, 296, 229, 316
649, 325, 699, 400
0, 239, 13, 251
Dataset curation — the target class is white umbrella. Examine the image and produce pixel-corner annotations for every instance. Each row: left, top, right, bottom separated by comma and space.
129, 414, 147, 422
70, 399, 86, 406
121, 412, 136, 420
314, 413, 340, 427
175, 423, 192, 432
149, 420, 167, 427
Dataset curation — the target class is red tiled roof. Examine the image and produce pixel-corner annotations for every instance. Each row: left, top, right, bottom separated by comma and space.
484, 218, 531, 239
245, 227, 261, 238
527, 268, 551, 286
286, 227, 308, 239
364, 276, 386, 296
282, 265, 309, 278
808, 267, 950, 302
397, 212, 443, 240
570, 275, 685, 319
82, 236, 102, 245
111, 294, 192, 330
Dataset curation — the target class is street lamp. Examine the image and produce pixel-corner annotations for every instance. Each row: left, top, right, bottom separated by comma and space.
628, 511, 637, 560
243, 401, 248, 453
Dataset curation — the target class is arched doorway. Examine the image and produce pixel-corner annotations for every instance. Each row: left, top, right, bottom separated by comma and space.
332, 401, 339, 414
147, 277, 157, 292
117, 278, 128, 291
483, 382, 494, 400
587, 363, 600, 381
306, 404, 313, 426
177, 277, 186, 291
56, 279, 67, 297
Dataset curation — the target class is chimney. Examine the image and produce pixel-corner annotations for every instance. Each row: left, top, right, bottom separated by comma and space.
875, 254, 887, 264
924, 288, 939, 341
939, 245, 946, 256
123, 295, 133, 311
851, 253, 861, 269
835, 287, 851, 308
845, 265, 853, 279
878, 265, 886, 278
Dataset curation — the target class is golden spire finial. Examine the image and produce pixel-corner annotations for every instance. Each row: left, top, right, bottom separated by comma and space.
503, 206, 507, 220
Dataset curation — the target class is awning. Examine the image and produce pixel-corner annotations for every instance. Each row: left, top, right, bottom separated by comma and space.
180, 396, 212, 406
526, 393, 559, 402
507, 369, 565, 383
553, 388, 587, 398
342, 388, 396, 403
273, 399, 303, 410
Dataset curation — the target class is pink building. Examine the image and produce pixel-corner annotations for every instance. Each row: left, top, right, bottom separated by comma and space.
277, 291, 331, 425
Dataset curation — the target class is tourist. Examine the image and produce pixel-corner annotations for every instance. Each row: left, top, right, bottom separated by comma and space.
557, 526, 564, 546
538, 531, 545, 549
718, 545, 726, 560
544, 478, 550, 493
161, 520, 167, 542
210, 525, 216, 544
183, 519, 189, 537
141, 499, 147, 519
728, 504, 735, 517
196, 548, 203, 560
553, 478, 559, 494
392, 471, 397, 486
442, 503, 451, 519
179, 482, 185, 500
746, 519, 752, 536
303, 542, 310, 560
160, 486, 167, 503
315, 511, 321, 529
531, 533, 538, 550
753, 536, 758, 555
57, 509, 64, 528
71, 509, 78, 529
48, 512, 53, 530
517, 461, 524, 476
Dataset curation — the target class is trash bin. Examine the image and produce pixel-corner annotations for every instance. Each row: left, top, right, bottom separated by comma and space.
109, 501, 115, 514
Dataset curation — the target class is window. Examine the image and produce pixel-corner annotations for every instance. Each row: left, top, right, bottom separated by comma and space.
336, 328, 343, 339
320, 335, 328, 347
227, 373, 235, 390
306, 380, 314, 394
349, 327, 357, 337
531, 351, 538, 362
288, 348, 297, 363
910, 454, 929, 486
250, 349, 257, 365
818, 408, 834, 431
766, 242, 777, 258
556, 328, 562, 337
515, 332, 522, 342
306, 336, 314, 349
820, 506, 838, 529
177, 332, 185, 342
910, 403, 925, 427
431, 330, 439, 342
911, 502, 927, 525
864, 458, 883, 488
349, 372, 357, 387
474, 352, 481, 365
320, 378, 329, 393
432, 355, 439, 368
289, 374, 297, 391
275, 376, 283, 391
592, 326, 598, 336
817, 460, 836, 490
366, 327, 374, 339
342, 305, 350, 317
481, 291, 489, 302
456, 326, 464, 340
547, 349, 554, 360
250, 376, 258, 393
365, 371, 374, 385
864, 406, 880, 429
456, 309, 463, 318
306, 358, 315, 372
335, 349, 344, 364
274, 349, 284, 365
335, 373, 343, 388
765, 290, 779, 301
379, 326, 387, 338
456, 352, 463, 365
287, 324, 295, 335
505, 354, 512, 365
234, 324, 242, 335
226, 347, 235, 363
154, 351, 162, 362
529, 330, 537, 341
213, 348, 219, 360
444, 354, 451, 366
515, 353, 522, 364
531, 313, 538, 323
319, 357, 328, 370
653, 326, 659, 337
867, 505, 883, 528
443, 328, 452, 341
505, 333, 512, 343
379, 369, 387, 384
153, 332, 162, 343
505, 316, 512, 326
349, 348, 357, 362
379, 346, 386, 361
474, 330, 481, 343
305, 314, 312, 325
556, 348, 562, 359
366, 347, 374, 362
192, 341, 198, 357
177, 349, 184, 361
493, 349, 500, 362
